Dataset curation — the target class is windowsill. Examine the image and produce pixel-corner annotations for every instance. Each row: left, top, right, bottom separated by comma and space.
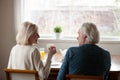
38, 37, 120, 44
38, 38, 77, 43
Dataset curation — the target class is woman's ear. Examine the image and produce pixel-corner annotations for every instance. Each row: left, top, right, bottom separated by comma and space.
85, 35, 87, 38
83, 34, 87, 39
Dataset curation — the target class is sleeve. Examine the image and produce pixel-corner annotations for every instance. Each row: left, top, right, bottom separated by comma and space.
43, 52, 52, 78
32, 48, 52, 80
57, 48, 70, 80
7, 53, 12, 68
7, 48, 13, 68
104, 51, 111, 80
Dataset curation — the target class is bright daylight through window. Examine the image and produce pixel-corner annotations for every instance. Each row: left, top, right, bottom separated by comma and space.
21, 0, 120, 39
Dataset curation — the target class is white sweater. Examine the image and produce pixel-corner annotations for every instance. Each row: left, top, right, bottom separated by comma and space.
7, 44, 52, 80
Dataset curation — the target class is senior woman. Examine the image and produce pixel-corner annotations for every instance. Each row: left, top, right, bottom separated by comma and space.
7, 21, 56, 80
57, 22, 111, 80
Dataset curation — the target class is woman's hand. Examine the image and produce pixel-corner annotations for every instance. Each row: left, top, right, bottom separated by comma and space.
48, 46, 56, 56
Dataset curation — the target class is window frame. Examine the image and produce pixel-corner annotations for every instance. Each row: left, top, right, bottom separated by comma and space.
17, 0, 120, 41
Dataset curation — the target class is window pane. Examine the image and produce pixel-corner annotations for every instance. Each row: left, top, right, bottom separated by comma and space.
22, 0, 120, 38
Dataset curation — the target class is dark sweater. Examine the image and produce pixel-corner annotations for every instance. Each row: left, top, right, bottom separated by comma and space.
57, 44, 111, 80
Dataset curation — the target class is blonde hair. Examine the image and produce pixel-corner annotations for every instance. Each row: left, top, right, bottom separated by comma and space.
80, 22, 99, 44
16, 21, 38, 45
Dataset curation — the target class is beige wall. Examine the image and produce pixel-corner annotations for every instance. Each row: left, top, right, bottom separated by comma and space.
0, 0, 16, 80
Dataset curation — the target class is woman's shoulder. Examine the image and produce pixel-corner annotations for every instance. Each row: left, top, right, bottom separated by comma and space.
13, 44, 38, 51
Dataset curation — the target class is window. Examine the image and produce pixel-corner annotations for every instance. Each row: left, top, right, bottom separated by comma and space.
21, 0, 120, 39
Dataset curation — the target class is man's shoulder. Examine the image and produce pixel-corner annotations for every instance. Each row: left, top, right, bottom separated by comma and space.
68, 46, 80, 50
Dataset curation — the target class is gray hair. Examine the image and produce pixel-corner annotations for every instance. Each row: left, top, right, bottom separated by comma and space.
16, 21, 38, 45
80, 22, 99, 44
